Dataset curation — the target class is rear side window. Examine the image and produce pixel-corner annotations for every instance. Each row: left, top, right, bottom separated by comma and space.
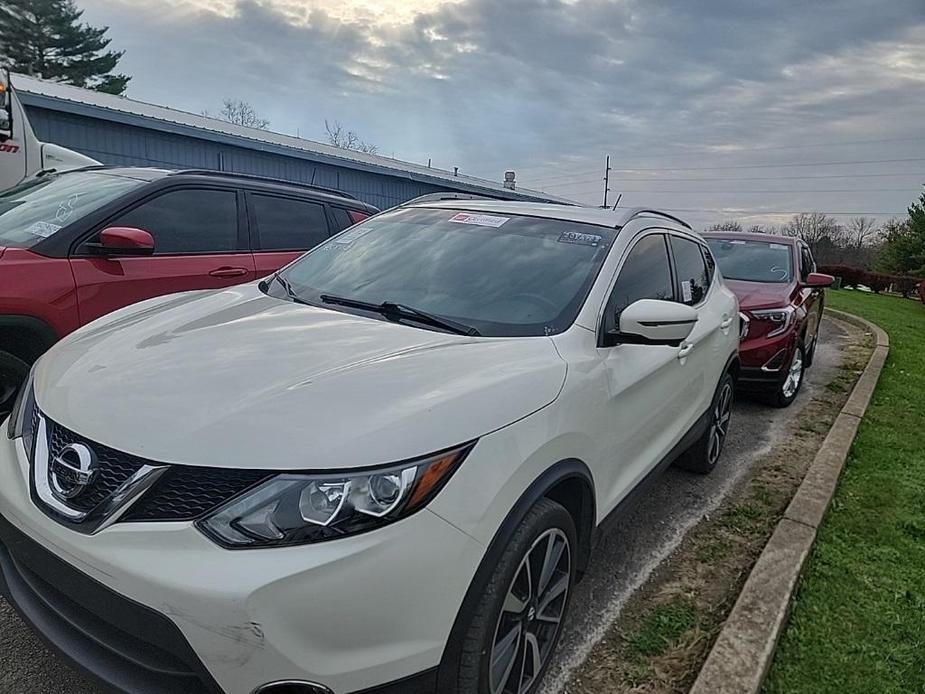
251, 194, 330, 251
108, 188, 238, 254
670, 236, 711, 305
604, 234, 674, 331
329, 207, 354, 232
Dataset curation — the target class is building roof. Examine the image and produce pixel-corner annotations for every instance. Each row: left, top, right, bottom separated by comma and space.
13, 73, 573, 205
411, 199, 692, 230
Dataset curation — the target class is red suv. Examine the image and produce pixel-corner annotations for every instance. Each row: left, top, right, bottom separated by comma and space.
703, 232, 834, 407
0, 167, 377, 412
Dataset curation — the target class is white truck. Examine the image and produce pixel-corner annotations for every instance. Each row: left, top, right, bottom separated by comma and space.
0, 68, 100, 192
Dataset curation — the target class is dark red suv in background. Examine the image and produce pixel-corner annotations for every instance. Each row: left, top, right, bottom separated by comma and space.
703, 232, 834, 407
0, 167, 377, 412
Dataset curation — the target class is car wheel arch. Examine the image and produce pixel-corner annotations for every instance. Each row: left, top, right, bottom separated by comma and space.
436, 458, 595, 690
0, 315, 58, 364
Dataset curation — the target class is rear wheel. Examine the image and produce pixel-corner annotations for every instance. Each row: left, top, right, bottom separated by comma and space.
454, 498, 576, 694
674, 372, 734, 474
0, 351, 30, 417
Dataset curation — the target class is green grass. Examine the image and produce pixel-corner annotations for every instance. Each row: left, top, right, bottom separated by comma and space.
628, 597, 698, 658
764, 290, 925, 693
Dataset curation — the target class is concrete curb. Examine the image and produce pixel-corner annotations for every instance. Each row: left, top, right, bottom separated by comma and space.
689, 309, 889, 694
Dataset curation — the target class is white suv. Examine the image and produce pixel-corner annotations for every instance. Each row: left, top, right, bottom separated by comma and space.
1, 201, 739, 694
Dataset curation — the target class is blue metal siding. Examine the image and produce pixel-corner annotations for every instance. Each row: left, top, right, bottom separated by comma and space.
25, 106, 471, 209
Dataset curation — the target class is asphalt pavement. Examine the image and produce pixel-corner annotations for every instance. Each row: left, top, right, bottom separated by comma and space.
0, 319, 848, 694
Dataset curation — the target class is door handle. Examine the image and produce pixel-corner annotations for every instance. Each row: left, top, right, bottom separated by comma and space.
209, 267, 248, 278
720, 316, 734, 329
678, 342, 694, 359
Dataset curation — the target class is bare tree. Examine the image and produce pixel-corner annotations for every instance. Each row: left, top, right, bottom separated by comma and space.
746, 224, 777, 234
324, 119, 379, 154
203, 99, 270, 129
783, 212, 843, 255
846, 216, 881, 249
706, 220, 742, 232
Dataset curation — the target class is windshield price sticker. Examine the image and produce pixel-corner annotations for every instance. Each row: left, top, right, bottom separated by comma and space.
558, 230, 602, 247
26, 221, 62, 238
448, 212, 510, 228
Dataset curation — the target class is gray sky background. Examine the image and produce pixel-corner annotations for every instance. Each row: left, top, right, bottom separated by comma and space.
81, 0, 925, 228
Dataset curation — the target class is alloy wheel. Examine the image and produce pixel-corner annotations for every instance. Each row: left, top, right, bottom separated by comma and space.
781, 349, 804, 400
708, 382, 733, 465
489, 528, 571, 694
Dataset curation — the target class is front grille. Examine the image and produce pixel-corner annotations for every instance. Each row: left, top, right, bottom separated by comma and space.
46, 418, 146, 512
40, 412, 270, 522
125, 466, 270, 521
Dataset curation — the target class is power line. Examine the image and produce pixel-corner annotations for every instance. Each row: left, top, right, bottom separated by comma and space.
524, 157, 925, 186
529, 171, 925, 188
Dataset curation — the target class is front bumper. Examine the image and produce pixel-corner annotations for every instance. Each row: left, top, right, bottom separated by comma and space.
737, 331, 797, 386
0, 433, 485, 694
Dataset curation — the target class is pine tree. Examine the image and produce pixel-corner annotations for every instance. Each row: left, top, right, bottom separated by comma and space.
0, 0, 130, 95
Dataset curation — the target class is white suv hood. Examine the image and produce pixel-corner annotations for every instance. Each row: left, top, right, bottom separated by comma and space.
35, 285, 567, 470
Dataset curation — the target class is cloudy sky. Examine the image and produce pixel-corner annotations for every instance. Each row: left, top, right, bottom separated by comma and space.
79, 0, 924, 228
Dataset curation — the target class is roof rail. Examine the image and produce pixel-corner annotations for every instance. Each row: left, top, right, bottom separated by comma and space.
616, 207, 692, 230
402, 191, 504, 205
172, 169, 359, 201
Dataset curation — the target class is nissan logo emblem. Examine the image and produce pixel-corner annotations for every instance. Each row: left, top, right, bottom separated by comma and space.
50, 443, 98, 501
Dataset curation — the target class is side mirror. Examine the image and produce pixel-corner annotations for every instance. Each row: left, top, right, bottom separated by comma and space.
604, 299, 698, 347
803, 272, 835, 288
87, 227, 155, 256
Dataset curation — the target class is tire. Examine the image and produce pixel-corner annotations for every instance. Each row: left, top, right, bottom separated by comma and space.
674, 371, 734, 474
0, 351, 30, 416
804, 333, 818, 369
769, 342, 805, 408
454, 498, 576, 694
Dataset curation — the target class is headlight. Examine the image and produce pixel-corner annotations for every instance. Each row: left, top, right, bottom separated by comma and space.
750, 306, 794, 338
197, 442, 475, 549
738, 311, 750, 341
6, 365, 36, 459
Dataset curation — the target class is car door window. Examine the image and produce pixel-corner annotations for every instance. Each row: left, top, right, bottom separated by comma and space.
106, 188, 238, 254
670, 236, 711, 305
603, 234, 674, 333
330, 207, 354, 232
799, 246, 815, 280
251, 194, 330, 251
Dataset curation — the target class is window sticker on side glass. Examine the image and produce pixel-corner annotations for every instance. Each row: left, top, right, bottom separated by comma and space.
681, 280, 693, 303
334, 225, 376, 244
448, 212, 510, 228
558, 230, 602, 247
26, 221, 62, 238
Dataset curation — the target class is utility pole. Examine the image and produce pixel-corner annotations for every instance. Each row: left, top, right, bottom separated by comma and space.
602, 155, 612, 208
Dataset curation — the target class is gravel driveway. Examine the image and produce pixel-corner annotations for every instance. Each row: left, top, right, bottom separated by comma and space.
0, 319, 848, 694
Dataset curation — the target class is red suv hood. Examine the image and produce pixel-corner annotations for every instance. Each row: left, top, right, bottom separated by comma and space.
726, 279, 795, 311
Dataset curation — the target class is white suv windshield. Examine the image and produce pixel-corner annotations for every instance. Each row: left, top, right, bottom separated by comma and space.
273, 206, 616, 337
0, 171, 144, 248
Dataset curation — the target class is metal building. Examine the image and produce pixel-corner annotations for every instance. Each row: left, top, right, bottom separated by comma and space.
14, 75, 569, 210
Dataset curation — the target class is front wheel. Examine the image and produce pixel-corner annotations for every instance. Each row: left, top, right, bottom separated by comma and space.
770, 343, 805, 408
453, 498, 576, 694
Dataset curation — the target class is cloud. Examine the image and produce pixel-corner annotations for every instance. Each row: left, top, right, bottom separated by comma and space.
81, 0, 925, 226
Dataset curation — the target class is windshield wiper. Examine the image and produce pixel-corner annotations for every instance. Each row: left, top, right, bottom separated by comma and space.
320, 294, 480, 336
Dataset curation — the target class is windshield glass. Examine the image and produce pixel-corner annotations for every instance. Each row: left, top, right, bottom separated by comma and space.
0, 171, 145, 248
706, 238, 793, 283
272, 206, 616, 337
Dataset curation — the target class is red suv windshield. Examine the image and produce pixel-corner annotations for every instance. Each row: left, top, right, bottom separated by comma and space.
0, 171, 144, 248
706, 238, 793, 283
